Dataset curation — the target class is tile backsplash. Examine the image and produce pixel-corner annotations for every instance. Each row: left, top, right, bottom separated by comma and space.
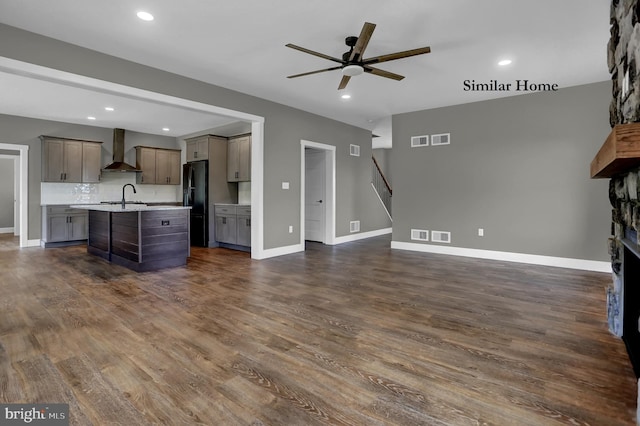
41, 173, 181, 205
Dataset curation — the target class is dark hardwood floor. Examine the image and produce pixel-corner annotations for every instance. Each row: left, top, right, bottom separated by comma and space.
0, 233, 637, 425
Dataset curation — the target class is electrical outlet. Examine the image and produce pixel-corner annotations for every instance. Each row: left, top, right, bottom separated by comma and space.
288, 225, 293, 233
478, 228, 484, 237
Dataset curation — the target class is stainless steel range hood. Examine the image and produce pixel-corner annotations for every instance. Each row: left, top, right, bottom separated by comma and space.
102, 128, 141, 172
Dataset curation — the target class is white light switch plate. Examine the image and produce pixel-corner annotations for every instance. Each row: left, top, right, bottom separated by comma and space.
282, 182, 289, 189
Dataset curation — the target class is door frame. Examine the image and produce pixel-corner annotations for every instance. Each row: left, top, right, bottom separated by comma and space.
300, 140, 336, 246
0, 146, 28, 247
0, 57, 268, 255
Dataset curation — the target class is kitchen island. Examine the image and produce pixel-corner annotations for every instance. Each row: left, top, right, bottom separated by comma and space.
72, 204, 191, 272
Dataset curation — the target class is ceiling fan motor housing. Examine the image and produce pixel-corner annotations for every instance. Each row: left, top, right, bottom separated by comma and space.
345, 36, 358, 47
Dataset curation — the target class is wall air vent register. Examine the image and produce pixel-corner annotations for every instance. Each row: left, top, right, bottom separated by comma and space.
411, 135, 429, 147
411, 229, 429, 241
431, 230, 451, 243
431, 133, 450, 146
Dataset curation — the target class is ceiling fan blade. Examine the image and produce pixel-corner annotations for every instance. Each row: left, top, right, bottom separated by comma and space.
287, 66, 343, 79
338, 75, 351, 90
349, 22, 376, 62
363, 66, 405, 81
285, 43, 344, 64
363, 46, 431, 65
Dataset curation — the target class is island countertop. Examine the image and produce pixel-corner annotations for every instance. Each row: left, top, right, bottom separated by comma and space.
70, 204, 191, 212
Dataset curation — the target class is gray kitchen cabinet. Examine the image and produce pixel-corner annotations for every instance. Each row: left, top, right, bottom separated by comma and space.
135, 146, 181, 185
215, 205, 237, 244
156, 149, 181, 184
206, 135, 238, 246
236, 206, 251, 247
41, 205, 88, 247
82, 142, 102, 183
185, 136, 209, 162
135, 146, 156, 184
214, 204, 251, 247
227, 135, 251, 182
215, 214, 237, 244
41, 136, 102, 183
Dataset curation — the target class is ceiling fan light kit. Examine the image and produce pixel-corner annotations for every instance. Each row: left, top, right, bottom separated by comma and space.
342, 65, 364, 77
286, 22, 431, 90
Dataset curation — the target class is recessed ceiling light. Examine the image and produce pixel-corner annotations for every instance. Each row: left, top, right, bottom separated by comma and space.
341, 94, 351, 100
498, 59, 512, 66
137, 11, 154, 21
162, 127, 170, 132
105, 107, 114, 111
87, 116, 96, 120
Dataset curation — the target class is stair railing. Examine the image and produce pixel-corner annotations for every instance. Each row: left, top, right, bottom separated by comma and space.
372, 156, 392, 219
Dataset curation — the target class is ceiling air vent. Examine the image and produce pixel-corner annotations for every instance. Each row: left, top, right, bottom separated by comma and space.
431, 230, 451, 243
350, 220, 360, 233
350, 144, 360, 156
411, 229, 429, 241
431, 133, 450, 146
411, 135, 429, 147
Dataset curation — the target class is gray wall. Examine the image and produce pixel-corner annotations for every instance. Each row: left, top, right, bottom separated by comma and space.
392, 81, 612, 261
0, 24, 390, 247
0, 157, 14, 228
0, 114, 179, 239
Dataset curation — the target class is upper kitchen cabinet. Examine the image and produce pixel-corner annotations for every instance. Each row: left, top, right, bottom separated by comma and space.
82, 142, 102, 183
227, 134, 251, 182
156, 149, 181, 184
185, 136, 209, 162
135, 146, 181, 185
41, 136, 102, 183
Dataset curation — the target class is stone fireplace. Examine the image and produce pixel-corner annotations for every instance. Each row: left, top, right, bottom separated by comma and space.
591, 1, 640, 423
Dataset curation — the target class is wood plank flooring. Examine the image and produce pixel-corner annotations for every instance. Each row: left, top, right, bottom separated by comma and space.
0, 233, 637, 425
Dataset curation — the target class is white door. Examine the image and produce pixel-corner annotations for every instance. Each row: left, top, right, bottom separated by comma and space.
305, 149, 325, 242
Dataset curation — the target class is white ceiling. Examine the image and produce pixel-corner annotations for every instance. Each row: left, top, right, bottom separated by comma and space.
0, 1, 611, 147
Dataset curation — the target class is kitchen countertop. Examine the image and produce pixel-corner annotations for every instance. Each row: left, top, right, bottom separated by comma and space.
70, 204, 191, 212
42, 201, 180, 206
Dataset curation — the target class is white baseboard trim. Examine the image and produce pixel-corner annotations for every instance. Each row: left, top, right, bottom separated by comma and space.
333, 227, 393, 245
0, 227, 14, 234
257, 243, 304, 260
390, 241, 611, 273
27, 239, 42, 248
256, 228, 394, 259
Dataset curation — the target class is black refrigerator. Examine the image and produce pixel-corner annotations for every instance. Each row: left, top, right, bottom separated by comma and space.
183, 161, 208, 247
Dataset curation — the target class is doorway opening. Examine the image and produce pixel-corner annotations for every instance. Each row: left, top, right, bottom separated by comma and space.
300, 140, 336, 246
0, 146, 28, 247
0, 57, 267, 256
0, 154, 18, 243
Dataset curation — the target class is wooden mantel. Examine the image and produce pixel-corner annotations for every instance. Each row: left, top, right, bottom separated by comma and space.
591, 123, 640, 178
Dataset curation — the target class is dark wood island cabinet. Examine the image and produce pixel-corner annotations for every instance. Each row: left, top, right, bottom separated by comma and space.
73, 205, 191, 272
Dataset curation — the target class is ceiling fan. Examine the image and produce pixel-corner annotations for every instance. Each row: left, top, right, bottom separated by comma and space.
286, 22, 431, 90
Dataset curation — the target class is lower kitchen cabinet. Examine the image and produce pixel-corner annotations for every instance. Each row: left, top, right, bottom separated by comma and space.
41, 205, 88, 247
236, 206, 251, 247
214, 204, 251, 248
215, 212, 237, 244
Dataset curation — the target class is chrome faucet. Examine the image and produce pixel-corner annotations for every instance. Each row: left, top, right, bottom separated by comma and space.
121, 184, 137, 209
